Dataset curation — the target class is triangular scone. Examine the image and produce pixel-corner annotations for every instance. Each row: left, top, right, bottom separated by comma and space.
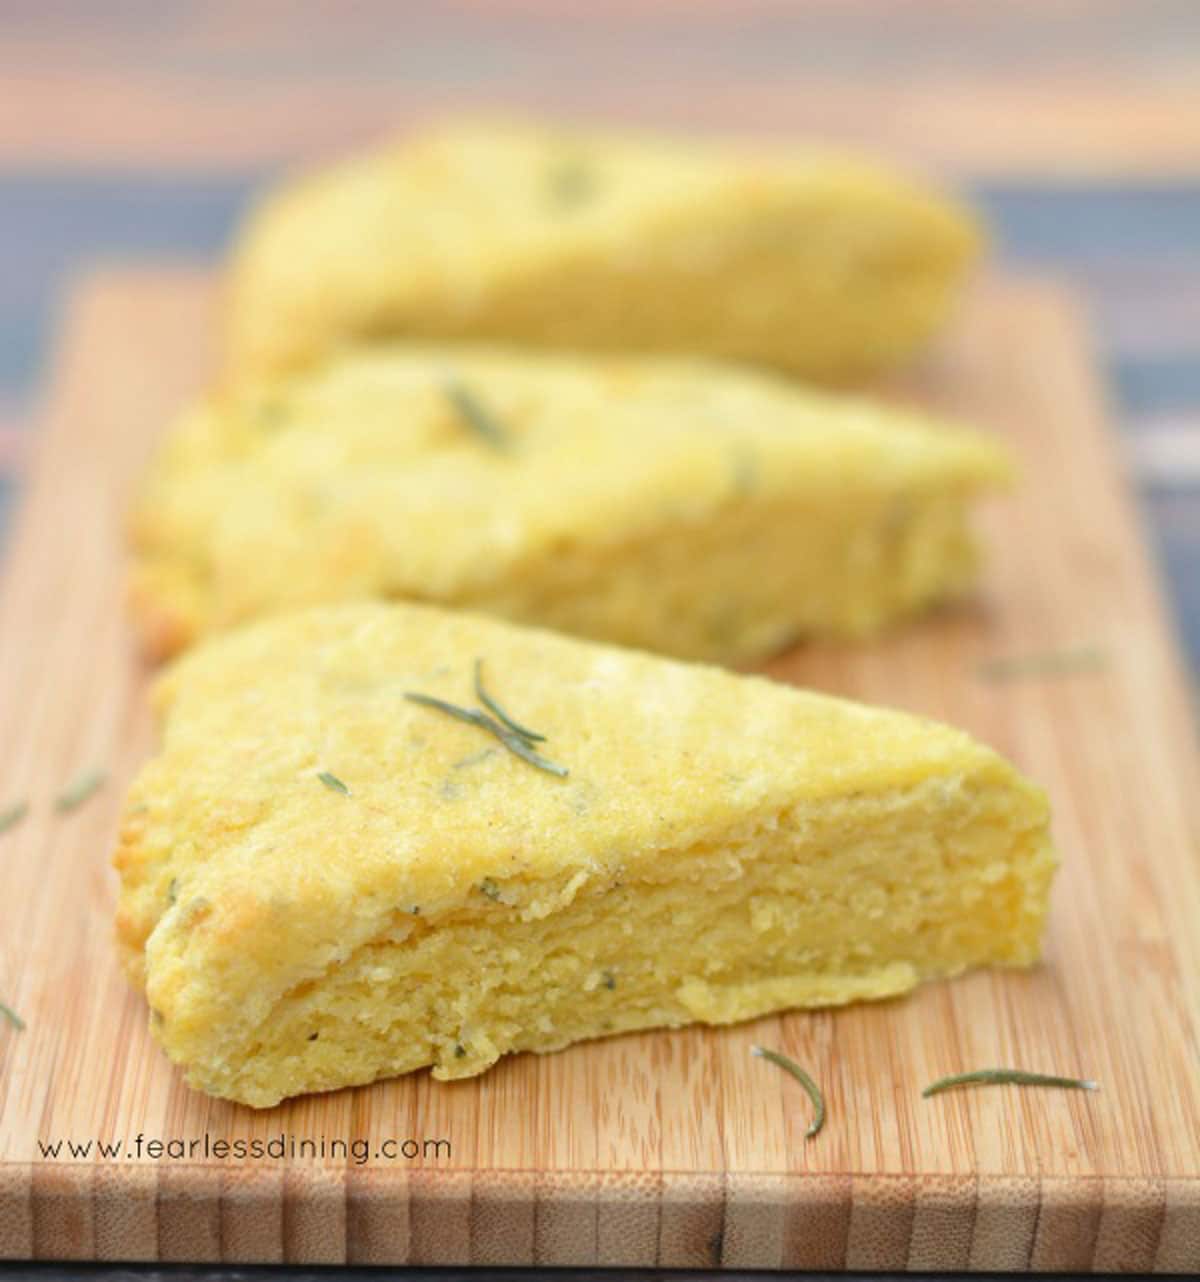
227, 119, 980, 382
130, 344, 1010, 661
114, 602, 1055, 1108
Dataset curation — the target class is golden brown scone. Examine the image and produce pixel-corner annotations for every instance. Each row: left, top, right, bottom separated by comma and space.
130, 343, 1010, 662
114, 602, 1055, 1108
227, 118, 981, 382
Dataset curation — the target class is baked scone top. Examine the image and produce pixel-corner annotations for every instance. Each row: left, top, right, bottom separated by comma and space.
131, 343, 1010, 655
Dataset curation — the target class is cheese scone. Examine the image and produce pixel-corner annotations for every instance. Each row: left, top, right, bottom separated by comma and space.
114, 602, 1055, 1108
227, 119, 981, 382
131, 344, 1010, 662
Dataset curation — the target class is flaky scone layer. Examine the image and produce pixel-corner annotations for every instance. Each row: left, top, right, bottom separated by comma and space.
114, 603, 1055, 1107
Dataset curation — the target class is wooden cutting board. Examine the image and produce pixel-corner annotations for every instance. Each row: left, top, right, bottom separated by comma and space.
0, 269, 1197, 1272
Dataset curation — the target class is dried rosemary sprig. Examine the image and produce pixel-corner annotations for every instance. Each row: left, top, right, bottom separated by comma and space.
545, 158, 595, 207
473, 658, 546, 743
977, 645, 1107, 682
443, 379, 510, 451
317, 770, 350, 795
404, 692, 568, 778
0, 801, 28, 835
55, 767, 107, 813
751, 1045, 825, 1139
0, 1002, 25, 1031
922, 1068, 1098, 1098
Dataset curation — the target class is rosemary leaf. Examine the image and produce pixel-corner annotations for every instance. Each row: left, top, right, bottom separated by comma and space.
0, 801, 28, 835
752, 1045, 825, 1139
496, 724, 569, 778
474, 658, 546, 743
404, 692, 569, 778
317, 770, 350, 795
922, 1068, 1099, 1098
452, 747, 499, 771
977, 646, 1107, 682
443, 379, 510, 451
546, 159, 594, 207
405, 691, 494, 732
728, 445, 759, 498
54, 767, 107, 813
0, 1002, 25, 1032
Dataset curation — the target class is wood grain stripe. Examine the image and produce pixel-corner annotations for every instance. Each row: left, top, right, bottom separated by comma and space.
781, 1172, 853, 1270
907, 1174, 978, 1270
532, 1172, 596, 1266
967, 1174, 1040, 1268
1091, 1177, 1169, 1272
656, 1171, 724, 1269
1155, 1179, 1200, 1272
94, 1162, 157, 1261
156, 1166, 220, 1262
469, 1169, 536, 1265
845, 1175, 917, 1269
1029, 1177, 1105, 1271
0, 1164, 32, 1258
596, 1169, 661, 1267
408, 1170, 471, 1266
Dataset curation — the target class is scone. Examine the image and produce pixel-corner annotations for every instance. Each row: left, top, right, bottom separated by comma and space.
227, 118, 981, 382
114, 602, 1056, 1108
130, 344, 1010, 662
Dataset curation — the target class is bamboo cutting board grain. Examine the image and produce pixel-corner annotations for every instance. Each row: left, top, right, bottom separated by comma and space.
0, 269, 1198, 1271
